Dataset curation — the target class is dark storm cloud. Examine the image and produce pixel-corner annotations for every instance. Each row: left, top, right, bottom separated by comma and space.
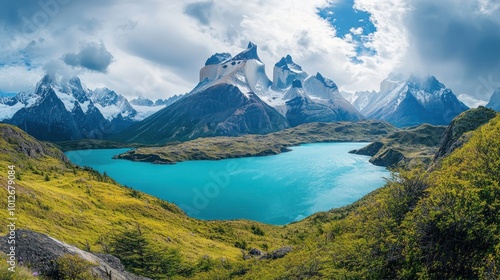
405, 0, 500, 99
63, 43, 114, 73
184, 1, 214, 25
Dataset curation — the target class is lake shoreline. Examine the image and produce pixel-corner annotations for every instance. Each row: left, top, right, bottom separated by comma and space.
112, 120, 397, 165
65, 143, 390, 225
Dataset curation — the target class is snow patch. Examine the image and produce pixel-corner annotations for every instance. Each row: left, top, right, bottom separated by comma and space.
53, 87, 76, 112
0, 102, 24, 120
131, 104, 164, 121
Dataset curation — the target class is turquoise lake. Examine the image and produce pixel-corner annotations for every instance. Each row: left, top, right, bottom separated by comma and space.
65, 143, 390, 225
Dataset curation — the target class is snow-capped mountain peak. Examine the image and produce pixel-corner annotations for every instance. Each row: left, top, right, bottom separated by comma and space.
195, 42, 271, 99
359, 73, 468, 127
66, 76, 89, 104
314, 72, 337, 90
275, 55, 303, 72
408, 75, 444, 92
272, 55, 308, 90
302, 72, 341, 101
33, 74, 57, 98
1, 74, 181, 140
232, 41, 261, 61
89, 88, 137, 121
130, 96, 154, 106
283, 79, 307, 100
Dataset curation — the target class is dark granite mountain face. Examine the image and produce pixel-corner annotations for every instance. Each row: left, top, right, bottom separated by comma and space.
114, 84, 290, 144
8, 75, 109, 141
9, 87, 82, 141
285, 95, 359, 127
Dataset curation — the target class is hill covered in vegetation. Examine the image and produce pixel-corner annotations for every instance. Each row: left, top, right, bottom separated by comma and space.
1, 110, 499, 279
350, 123, 447, 167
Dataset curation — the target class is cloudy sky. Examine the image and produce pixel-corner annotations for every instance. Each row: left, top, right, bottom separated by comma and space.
0, 0, 499, 106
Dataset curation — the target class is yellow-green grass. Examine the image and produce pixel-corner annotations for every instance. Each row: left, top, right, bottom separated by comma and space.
0, 125, 292, 264
0, 253, 37, 279
1, 112, 497, 279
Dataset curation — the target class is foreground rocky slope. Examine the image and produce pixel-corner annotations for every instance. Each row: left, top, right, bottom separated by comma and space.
0, 230, 149, 279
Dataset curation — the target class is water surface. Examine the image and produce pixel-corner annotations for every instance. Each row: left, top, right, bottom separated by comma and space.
66, 143, 389, 224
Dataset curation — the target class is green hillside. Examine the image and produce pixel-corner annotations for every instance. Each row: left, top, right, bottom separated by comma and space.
0, 124, 296, 278
0, 112, 499, 279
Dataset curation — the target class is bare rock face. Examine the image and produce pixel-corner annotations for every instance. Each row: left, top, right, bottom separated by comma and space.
0, 229, 150, 280
370, 148, 405, 167
264, 246, 293, 260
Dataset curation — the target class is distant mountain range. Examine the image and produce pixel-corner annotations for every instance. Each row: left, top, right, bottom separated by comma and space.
349, 73, 469, 127
0, 75, 181, 141
0, 42, 474, 143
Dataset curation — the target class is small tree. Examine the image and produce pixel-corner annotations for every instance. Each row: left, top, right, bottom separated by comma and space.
110, 225, 183, 278
109, 226, 148, 275
54, 254, 98, 280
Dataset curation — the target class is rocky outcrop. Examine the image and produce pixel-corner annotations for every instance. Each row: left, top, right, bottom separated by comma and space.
350, 141, 384, 157
369, 148, 405, 167
351, 124, 447, 167
244, 246, 293, 260
0, 124, 67, 162
434, 107, 497, 161
0, 229, 150, 280
264, 246, 293, 260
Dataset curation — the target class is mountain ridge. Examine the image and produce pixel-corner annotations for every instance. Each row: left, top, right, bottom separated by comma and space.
357, 74, 469, 127
116, 42, 365, 144
0, 75, 181, 141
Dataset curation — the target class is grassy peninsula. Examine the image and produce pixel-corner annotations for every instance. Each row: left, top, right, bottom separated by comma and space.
114, 120, 397, 164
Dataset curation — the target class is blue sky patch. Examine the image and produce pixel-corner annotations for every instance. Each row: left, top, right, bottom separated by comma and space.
318, 0, 377, 62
